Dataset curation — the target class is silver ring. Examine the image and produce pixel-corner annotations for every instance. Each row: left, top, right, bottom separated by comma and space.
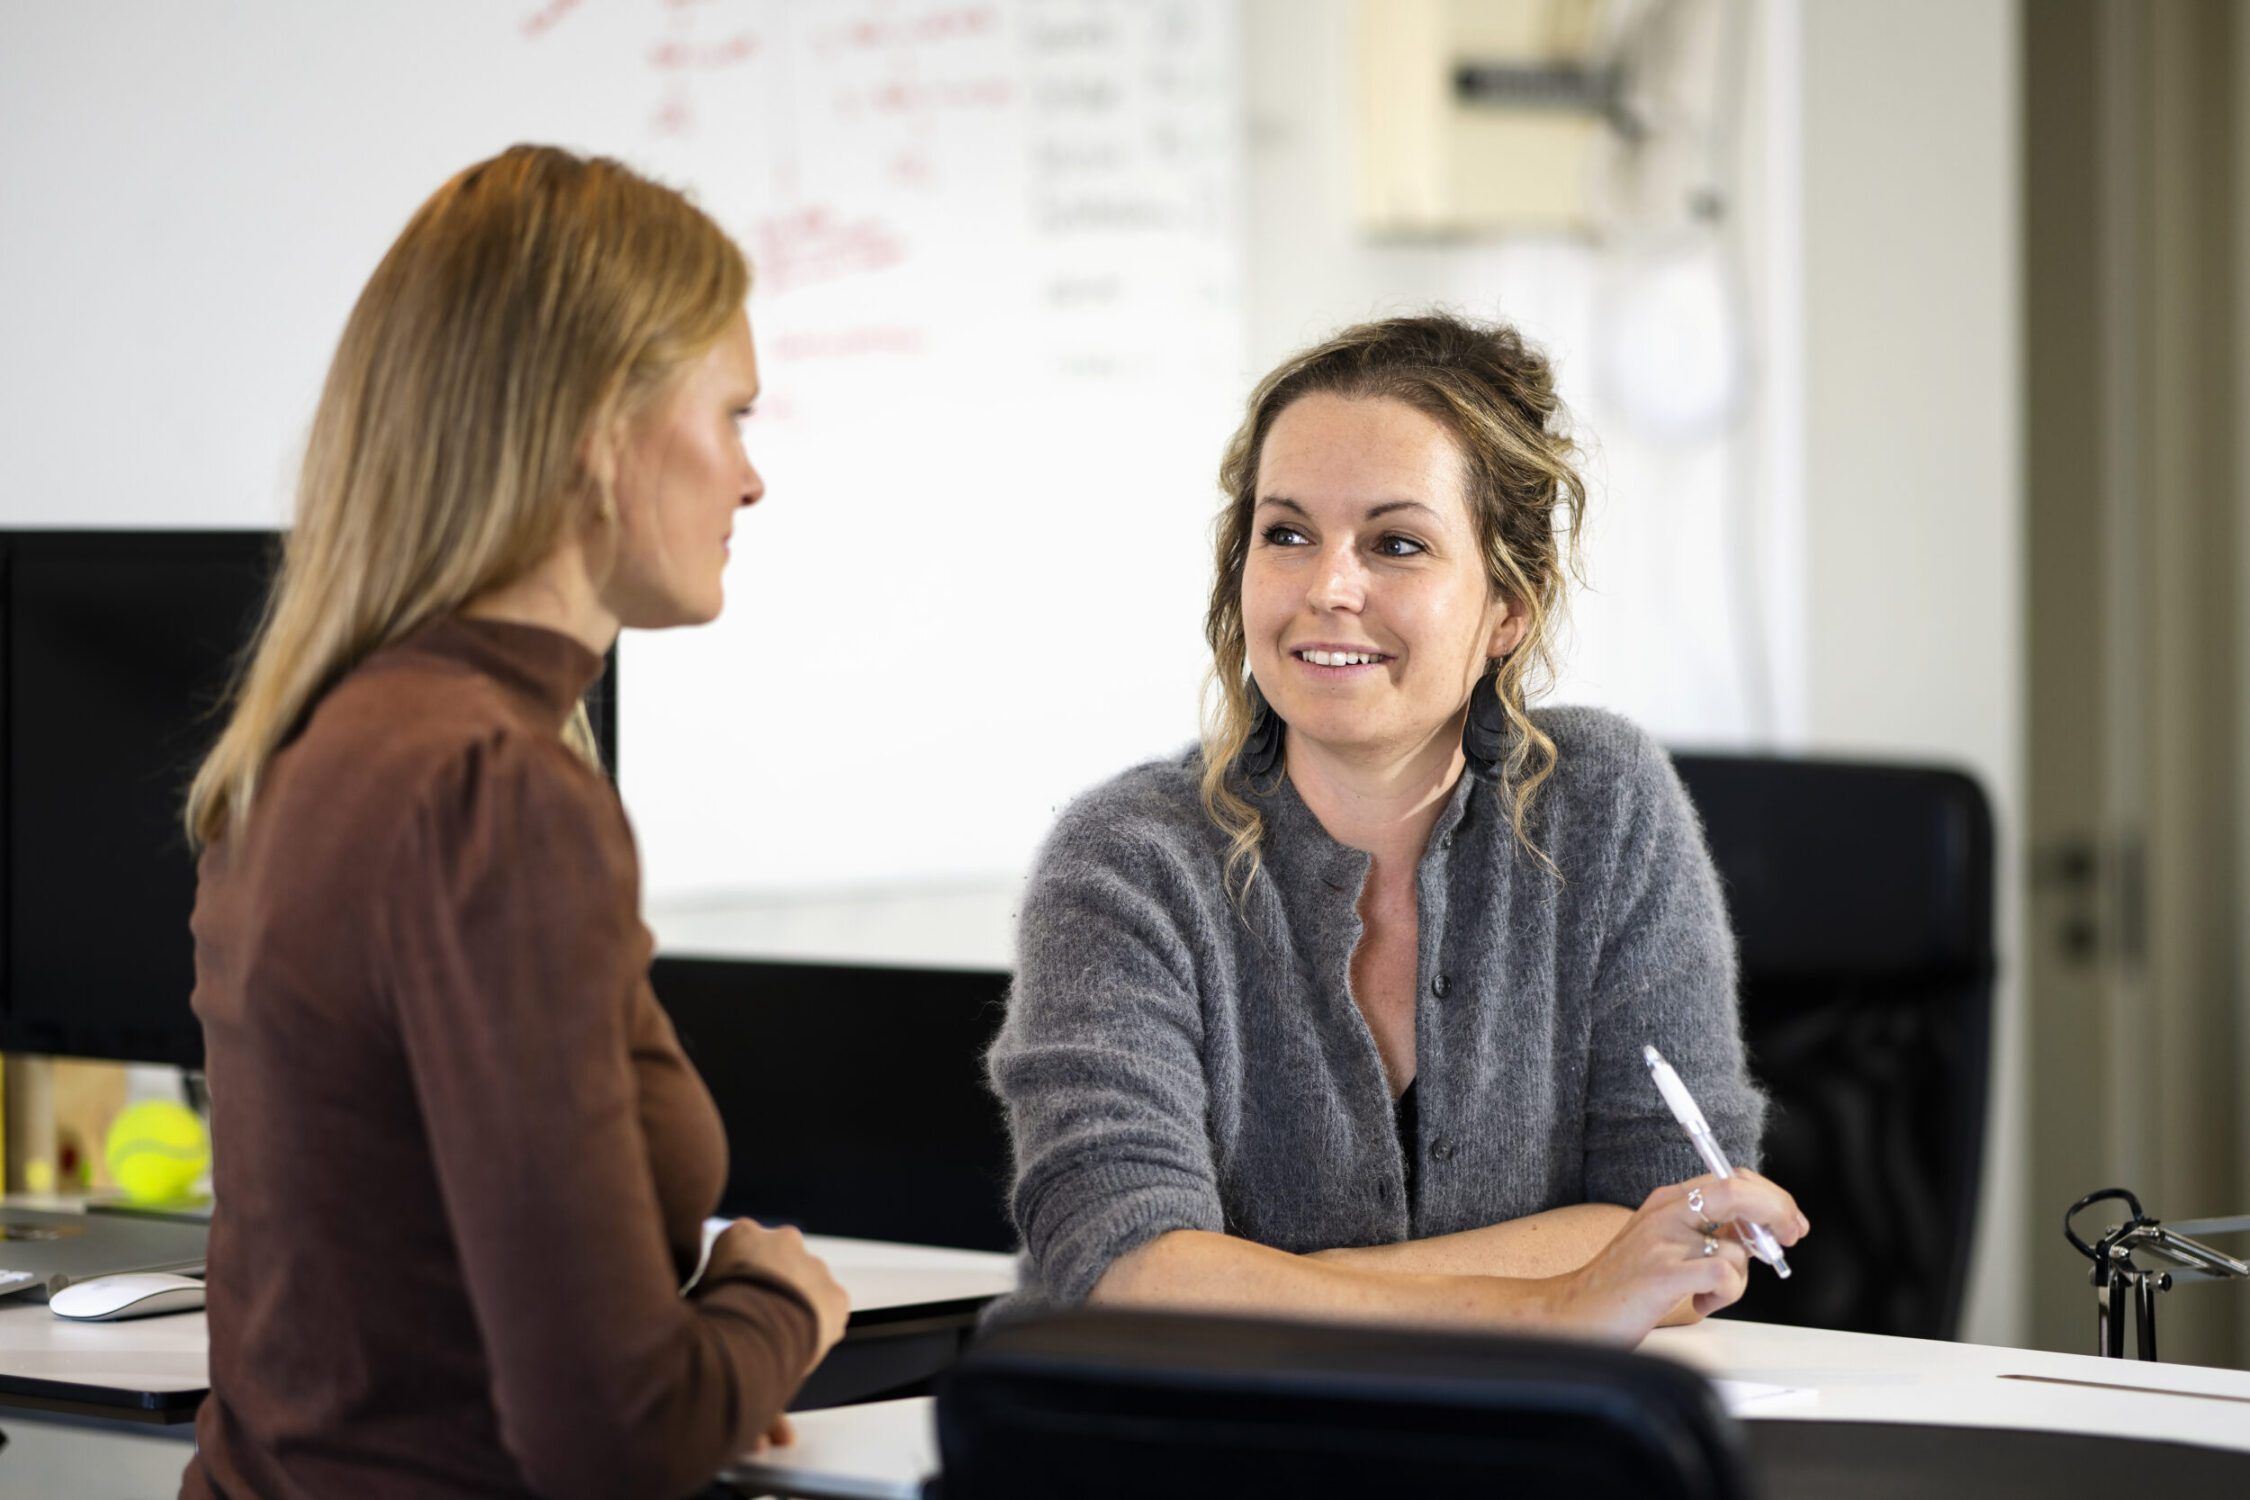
1701, 1234, 1718, 1258
1687, 1187, 1706, 1216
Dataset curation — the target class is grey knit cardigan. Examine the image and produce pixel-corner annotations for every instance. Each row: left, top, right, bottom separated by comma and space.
986, 705, 1766, 1311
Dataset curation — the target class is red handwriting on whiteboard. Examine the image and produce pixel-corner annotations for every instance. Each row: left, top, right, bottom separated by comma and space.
772, 327, 930, 361
752, 208, 908, 295
829, 6, 1000, 51
867, 77, 1014, 114
649, 33, 759, 70
519, 0, 585, 39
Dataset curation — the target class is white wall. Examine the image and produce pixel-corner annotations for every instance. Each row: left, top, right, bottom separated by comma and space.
1797, 0, 2025, 1348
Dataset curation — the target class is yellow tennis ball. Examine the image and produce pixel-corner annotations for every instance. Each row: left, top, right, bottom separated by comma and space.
104, 1100, 210, 1204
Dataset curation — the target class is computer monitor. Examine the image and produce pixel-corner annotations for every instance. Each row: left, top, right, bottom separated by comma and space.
0, 530, 619, 1067
652, 955, 1014, 1251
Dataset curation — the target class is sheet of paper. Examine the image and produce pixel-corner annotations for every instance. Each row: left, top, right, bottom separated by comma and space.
1717, 1377, 1816, 1411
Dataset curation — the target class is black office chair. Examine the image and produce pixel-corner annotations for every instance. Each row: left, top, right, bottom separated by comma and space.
1669, 753, 1996, 1340
930, 1310, 1752, 1499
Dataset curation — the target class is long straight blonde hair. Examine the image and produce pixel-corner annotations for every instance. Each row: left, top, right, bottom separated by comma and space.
186, 144, 748, 849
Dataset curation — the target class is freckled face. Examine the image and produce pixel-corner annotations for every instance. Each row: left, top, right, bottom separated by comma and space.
602, 311, 764, 628
1242, 393, 1524, 761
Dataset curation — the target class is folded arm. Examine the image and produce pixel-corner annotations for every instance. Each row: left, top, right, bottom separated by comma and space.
1307, 1201, 1631, 1279
1094, 1228, 1570, 1329
1307, 1206, 1711, 1328
1092, 1169, 1800, 1339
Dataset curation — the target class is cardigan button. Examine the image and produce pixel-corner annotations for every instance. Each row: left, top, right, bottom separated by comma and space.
1430, 974, 1451, 998
1431, 1138, 1455, 1163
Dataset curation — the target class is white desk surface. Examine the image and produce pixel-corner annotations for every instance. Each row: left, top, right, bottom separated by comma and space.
1644, 1315, 2250, 1451
0, 1235, 1017, 1399
723, 1397, 936, 1500
0, 1297, 209, 1396
724, 1317, 2250, 1500
798, 1235, 1016, 1318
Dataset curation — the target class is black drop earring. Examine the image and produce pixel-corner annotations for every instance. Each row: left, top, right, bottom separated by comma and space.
1242, 677, 1284, 780
1462, 663, 1507, 783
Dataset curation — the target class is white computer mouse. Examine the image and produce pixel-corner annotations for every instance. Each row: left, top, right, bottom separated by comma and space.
49, 1272, 206, 1322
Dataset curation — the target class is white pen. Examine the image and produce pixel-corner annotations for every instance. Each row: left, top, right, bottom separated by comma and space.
1642, 1044, 1791, 1279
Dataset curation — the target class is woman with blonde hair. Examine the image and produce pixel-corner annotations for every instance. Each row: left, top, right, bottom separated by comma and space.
182, 145, 846, 1499
990, 313, 1806, 1340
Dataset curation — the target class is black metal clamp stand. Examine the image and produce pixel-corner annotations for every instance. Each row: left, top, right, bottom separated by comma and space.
2065, 1187, 2250, 1359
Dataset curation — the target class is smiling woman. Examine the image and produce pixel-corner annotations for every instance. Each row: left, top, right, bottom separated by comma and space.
988, 313, 1806, 1345
1249, 396, 1512, 751
1206, 316, 1586, 887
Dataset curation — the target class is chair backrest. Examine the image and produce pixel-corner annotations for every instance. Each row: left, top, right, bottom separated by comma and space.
932, 1311, 1753, 1500
1669, 753, 1996, 1339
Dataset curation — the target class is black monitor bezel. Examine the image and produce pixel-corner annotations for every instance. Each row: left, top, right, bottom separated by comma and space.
0, 528, 618, 1067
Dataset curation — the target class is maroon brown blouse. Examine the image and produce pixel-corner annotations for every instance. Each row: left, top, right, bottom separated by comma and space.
182, 616, 814, 1500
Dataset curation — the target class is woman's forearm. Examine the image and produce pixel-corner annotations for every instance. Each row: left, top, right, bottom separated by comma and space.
1090, 1172, 1806, 1343
1306, 1205, 1704, 1325
1306, 1202, 1632, 1280
1090, 1229, 1567, 1332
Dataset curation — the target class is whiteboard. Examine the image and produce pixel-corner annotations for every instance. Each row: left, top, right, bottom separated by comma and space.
1, 1, 1247, 968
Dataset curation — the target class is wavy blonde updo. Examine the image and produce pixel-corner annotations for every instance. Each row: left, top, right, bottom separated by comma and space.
187, 145, 749, 849
1200, 313, 1587, 892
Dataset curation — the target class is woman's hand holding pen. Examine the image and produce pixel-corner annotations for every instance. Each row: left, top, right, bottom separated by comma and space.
1544, 1170, 1808, 1343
